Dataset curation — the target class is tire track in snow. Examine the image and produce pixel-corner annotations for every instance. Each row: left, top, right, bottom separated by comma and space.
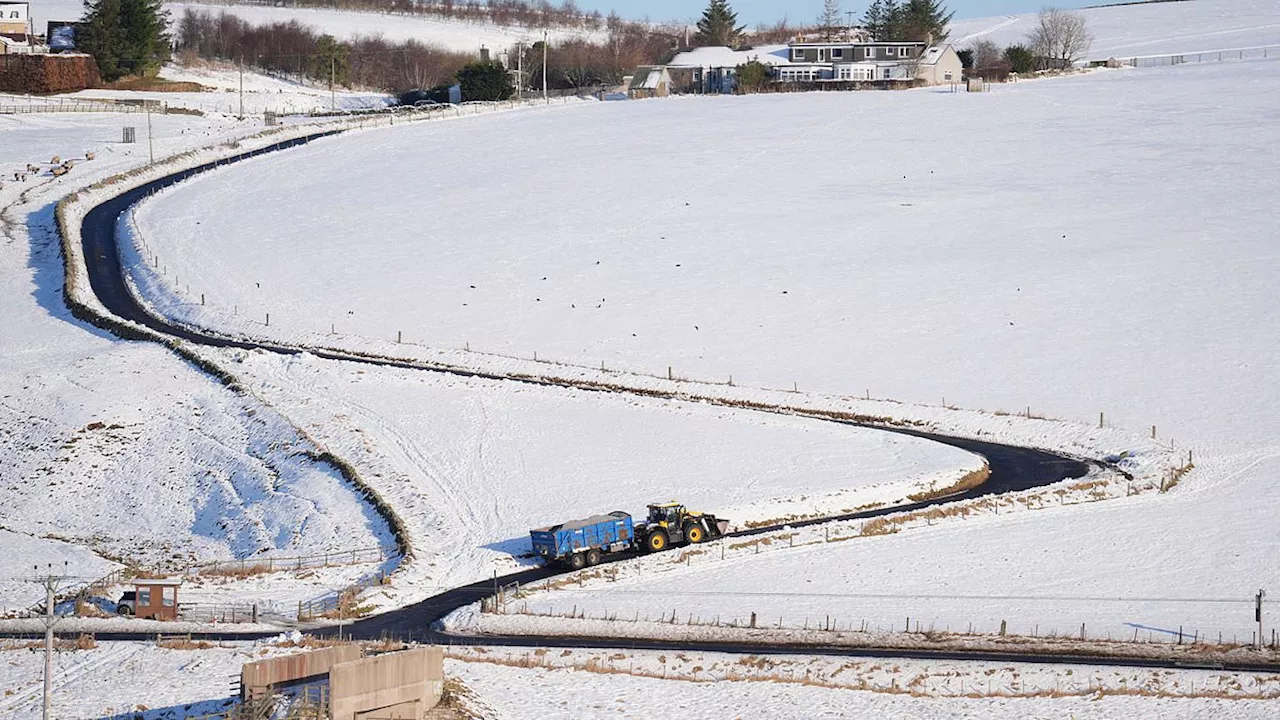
0, 642, 144, 716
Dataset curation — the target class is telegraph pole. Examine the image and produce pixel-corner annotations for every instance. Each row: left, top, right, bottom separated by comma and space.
331, 56, 337, 111
238, 56, 245, 120
35, 562, 70, 720
542, 30, 549, 104
145, 107, 154, 164
517, 42, 524, 101
1257, 589, 1266, 648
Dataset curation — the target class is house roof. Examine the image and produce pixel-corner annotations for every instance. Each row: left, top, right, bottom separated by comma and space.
918, 45, 957, 66
134, 578, 183, 586
627, 66, 668, 91
668, 44, 795, 69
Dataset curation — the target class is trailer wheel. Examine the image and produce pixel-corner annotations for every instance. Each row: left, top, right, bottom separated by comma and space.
586, 549, 602, 566
646, 529, 669, 553
568, 553, 587, 571
685, 523, 705, 544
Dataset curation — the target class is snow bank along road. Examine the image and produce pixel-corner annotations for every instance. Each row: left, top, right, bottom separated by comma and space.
68, 128, 1260, 672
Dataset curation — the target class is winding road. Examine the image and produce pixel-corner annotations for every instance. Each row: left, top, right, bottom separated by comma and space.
64, 128, 1275, 673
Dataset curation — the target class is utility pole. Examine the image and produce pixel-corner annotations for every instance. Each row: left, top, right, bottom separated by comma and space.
238, 56, 244, 120
35, 562, 70, 720
145, 107, 154, 164
542, 30, 549, 104
331, 56, 337, 112
516, 42, 524, 101
1257, 589, 1266, 648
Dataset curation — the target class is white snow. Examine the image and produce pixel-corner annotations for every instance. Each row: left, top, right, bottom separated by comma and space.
127, 59, 1280, 643
448, 648, 1280, 720
0, 110, 392, 614
221, 348, 981, 599
168, 2, 605, 53
951, 0, 1280, 60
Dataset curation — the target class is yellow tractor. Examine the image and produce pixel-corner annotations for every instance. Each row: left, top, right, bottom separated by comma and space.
636, 502, 730, 553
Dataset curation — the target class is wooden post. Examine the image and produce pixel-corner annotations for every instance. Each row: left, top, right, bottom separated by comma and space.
668, 366, 673, 380
200, 294, 205, 305
266, 312, 270, 327
1099, 411, 1104, 428
397, 330, 402, 343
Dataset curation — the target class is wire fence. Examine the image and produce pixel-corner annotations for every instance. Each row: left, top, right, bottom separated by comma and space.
1119, 45, 1280, 68
186, 545, 396, 577
0, 100, 152, 115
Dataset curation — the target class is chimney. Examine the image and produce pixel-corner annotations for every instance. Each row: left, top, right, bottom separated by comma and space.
480, 45, 490, 63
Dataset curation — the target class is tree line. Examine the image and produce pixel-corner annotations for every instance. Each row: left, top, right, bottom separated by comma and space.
962, 7, 1093, 78
226, 0, 610, 32
173, 7, 681, 95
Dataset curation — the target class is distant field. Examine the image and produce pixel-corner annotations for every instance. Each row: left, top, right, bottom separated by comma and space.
951, 0, 1280, 58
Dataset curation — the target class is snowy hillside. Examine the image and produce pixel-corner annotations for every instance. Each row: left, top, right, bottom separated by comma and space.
30, 0, 606, 54
0, 110, 392, 609
951, 0, 1280, 59
129, 59, 1280, 638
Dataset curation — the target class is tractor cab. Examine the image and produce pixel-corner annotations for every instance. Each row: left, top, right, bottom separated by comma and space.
636, 502, 730, 553
647, 502, 685, 528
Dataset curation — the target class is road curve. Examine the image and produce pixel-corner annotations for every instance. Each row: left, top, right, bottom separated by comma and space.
60, 129, 1245, 674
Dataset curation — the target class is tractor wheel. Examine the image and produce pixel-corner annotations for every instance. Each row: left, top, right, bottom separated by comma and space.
586, 549, 602, 566
646, 529, 669, 553
685, 523, 706, 544
568, 553, 587, 571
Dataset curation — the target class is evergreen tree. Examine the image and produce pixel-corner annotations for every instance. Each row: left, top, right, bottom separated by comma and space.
862, 0, 902, 41
898, 0, 952, 43
694, 0, 745, 49
1003, 44, 1036, 74
79, 0, 169, 81
457, 61, 514, 101
310, 34, 350, 87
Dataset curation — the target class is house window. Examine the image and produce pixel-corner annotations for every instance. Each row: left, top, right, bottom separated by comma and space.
138, 588, 151, 606
792, 48, 805, 61
818, 49, 826, 62
944, 71, 953, 81
865, 47, 876, 59
832, 48, 844, 59
899, 47, 911, 57
882, 68, 892, 79
162, 587, 176, 607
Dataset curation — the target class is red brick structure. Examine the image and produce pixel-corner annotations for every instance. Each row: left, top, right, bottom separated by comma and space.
0, 52, 99, 93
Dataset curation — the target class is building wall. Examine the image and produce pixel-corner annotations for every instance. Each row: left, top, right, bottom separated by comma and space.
0, 2, 28, 35
241, 646, 364, 699
330, 647, 445, 720
918, 47, 964, 86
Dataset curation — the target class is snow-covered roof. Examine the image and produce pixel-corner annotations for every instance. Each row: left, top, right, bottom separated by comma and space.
918, 45, 955, 66
669, 44, 796, 69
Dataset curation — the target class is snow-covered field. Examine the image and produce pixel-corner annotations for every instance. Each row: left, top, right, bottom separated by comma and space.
448, 646, 1280, 719
951, 0, 1280, 59
2, 639, 1275, 719
130, 59, 1280, 642
61, 62, 392, 117
224, 349, 980, 598
0, 109, 390, 610
29, 0, 606, 55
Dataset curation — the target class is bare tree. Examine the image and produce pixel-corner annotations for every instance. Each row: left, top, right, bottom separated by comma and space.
1027, 8, 1092, 70
969, 38, 1001, 70
818, 0, 842, 40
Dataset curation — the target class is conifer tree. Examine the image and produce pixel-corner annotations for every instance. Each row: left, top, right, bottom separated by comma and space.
694, 0, 745, 49
898, 0, 953, 43
79, 0, 169, 81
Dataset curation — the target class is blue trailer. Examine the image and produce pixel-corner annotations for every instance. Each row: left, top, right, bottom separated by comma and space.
530, 511, 635, 570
